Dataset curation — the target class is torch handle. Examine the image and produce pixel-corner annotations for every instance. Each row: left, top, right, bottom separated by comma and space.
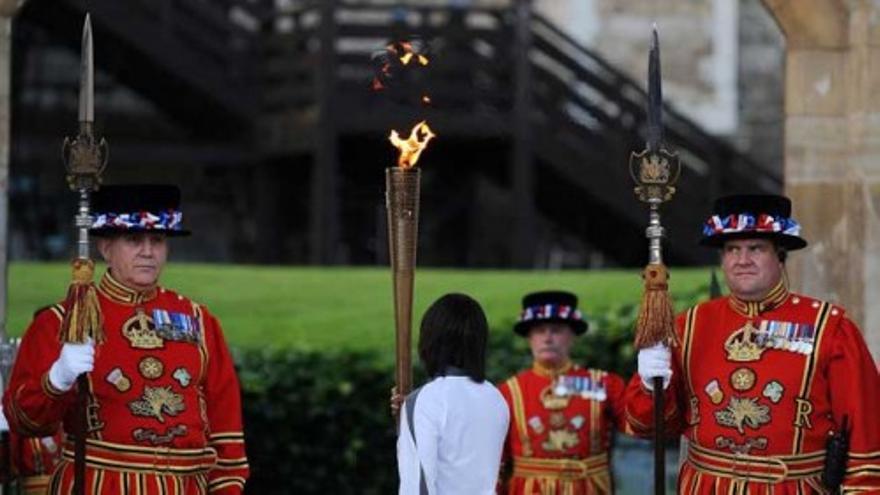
394, 270, 414, 397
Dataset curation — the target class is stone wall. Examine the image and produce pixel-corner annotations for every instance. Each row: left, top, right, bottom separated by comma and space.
534, 0, 784, 172
763, 0, 880, 361
736, 0, 784, 172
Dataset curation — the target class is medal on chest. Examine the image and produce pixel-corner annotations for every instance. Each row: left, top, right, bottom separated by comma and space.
153, 309, 201, 343
724, 319, 814, 362
536, 374, 602, 453
547, 374, 607, 402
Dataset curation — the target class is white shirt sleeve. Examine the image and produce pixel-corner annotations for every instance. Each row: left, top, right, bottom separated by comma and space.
397, 386, 443, 495
413, 390, 443, 494
398, 402, 419, 495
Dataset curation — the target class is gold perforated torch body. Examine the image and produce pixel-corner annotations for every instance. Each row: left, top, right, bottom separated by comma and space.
386, 122, 434, 401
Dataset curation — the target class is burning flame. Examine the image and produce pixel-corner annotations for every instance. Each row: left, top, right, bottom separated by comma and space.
371, 40, 430, 91
389, 121, 436, 169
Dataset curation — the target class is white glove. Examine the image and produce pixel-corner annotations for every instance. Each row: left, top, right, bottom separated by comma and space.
638, 343, 672, 391
48, 340, 95, 392
0, 405, 8, 432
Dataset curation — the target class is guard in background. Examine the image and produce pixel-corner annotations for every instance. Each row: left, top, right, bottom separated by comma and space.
0, 400, 62, 494
498, 291, 628, 494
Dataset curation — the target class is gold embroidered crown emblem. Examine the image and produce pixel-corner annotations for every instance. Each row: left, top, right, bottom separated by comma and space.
539, 385, 570, 410
122, 311, 164, 349
724, 322, 765, 362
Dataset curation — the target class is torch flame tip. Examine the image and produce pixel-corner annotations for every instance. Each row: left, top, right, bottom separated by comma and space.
390, 121, 436, 169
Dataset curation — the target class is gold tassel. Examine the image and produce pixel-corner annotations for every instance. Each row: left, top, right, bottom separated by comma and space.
58, 258, 104, 344
634, 262, 680, 349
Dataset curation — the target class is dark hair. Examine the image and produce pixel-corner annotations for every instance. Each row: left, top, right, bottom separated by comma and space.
418, 293, 488, 383
775, 243, 788, 263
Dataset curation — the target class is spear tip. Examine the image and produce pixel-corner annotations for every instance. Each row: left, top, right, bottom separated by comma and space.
646, 23, 663, 152
78, 13, 94, 124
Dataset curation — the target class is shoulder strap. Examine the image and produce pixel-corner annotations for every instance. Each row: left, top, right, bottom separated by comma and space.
505, 376, 532, 456
404, 386, 429, 495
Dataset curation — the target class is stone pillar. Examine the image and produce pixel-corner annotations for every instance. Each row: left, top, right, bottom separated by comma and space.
0, 1, 24, 341
763, 0, 880, 360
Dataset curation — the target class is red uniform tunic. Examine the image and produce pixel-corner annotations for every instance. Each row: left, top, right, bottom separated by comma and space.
625, 284, 880, 494
2, 271, 249, 494
7, 430, 63, 494
498, 362, 628, 494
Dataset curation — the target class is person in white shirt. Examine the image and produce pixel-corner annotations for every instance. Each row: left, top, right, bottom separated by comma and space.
397, 293, 510, 495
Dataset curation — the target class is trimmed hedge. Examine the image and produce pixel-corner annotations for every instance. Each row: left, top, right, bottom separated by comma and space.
238, 349, 399, 494
238, 286, 707, 493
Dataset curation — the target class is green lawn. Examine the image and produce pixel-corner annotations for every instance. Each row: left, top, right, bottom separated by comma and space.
5, 262, 715, 353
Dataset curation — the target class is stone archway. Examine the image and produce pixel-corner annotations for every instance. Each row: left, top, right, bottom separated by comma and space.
763, 0, 880, 359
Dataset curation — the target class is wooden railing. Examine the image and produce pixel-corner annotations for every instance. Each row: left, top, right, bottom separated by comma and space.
22, 0, 781, 263
32, 0, 262, 133
257, 1, 779, 263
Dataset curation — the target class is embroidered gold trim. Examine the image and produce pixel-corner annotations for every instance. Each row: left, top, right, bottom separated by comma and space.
729, 367, 756, 391
41, 372, 66, 399
97, 271, 158, 305
531, 359, 573, 378
792, 302, 831, 454
85, 374, 105, 437
208, 478, 247, 491
850, 451, 880, 460
215, 457, 249, 467
589, 369, 601, 453
683, 306, 699, 435
106, 368, 131, 393
687, 442, 825, 483
728, 279, 789, 317
194, 304, 209, 386
59, 448, 216, 476
20, 474, 52, 493
122, 311, 164, 350
128, 386, 185, 423
138, 357, 164, 380
9, 384, 56, 436
512, 452, 609, 480
48, 304, 66, 322
714, 396, 771, 434
506, 377, 532, 457
208, 432, 245, 441
724, 321, 765, 362
132, 425, 187, 445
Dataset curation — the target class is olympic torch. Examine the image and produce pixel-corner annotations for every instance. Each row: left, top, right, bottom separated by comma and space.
387, 121, 435, 400
60, 15, 108, 495
629, 26, 680, 495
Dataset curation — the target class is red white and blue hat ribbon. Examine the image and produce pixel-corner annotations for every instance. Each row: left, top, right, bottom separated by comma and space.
91, 210, 184, 232
702, 213, 800, 239
519, 304, 583, 324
